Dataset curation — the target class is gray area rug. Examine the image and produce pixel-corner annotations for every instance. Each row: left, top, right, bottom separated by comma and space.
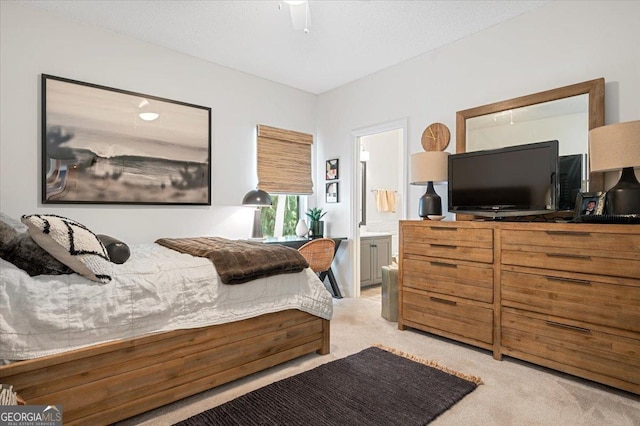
174, 345, 481, 426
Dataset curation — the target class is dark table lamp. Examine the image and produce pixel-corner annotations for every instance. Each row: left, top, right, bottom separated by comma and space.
410, 151, 449, 219
242, 189, 272, 239
589, 120, 640, 215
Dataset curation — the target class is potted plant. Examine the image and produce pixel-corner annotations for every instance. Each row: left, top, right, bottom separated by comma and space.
305, 207, 327, 238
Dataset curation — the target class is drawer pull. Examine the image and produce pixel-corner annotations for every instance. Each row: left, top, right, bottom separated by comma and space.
545, 231, 592, 237
430, 297, 457, 306
430, 261, 458, 269
432, 227, 458, 231
545, 321, 591, 334
430, 244, 457, 249
545, 276, 591, 286
546, 253, 591, 260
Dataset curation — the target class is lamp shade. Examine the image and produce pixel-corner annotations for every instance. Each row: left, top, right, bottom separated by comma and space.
410, 151, 449, 185
242, 189, 272, 207
589, 120, 640, 215
589, 120, 640, 172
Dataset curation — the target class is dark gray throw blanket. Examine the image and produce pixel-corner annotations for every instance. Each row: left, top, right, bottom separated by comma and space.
155, 237, 309, 284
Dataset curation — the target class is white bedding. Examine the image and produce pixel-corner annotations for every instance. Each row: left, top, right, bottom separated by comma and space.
0, 242, 333, 360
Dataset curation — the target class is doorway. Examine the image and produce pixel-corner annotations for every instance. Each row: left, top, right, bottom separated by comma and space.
352, 119, 407, 298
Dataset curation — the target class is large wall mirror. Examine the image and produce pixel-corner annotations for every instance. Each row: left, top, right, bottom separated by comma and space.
456, 78, 605, 193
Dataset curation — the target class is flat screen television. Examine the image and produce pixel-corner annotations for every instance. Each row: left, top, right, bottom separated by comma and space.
448, 140, 559, 218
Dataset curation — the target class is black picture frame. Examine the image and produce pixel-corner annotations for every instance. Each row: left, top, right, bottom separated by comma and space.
574, 191, 606, 218
326, 158, 339, 181
42, 74, 212, 205
326, 182, 339, 203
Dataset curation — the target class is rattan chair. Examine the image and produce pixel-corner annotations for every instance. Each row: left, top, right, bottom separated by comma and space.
298, 238, 341, 298
298, 238, 335, 273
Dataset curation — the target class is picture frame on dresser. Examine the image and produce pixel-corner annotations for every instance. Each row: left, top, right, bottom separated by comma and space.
41, 74, 212, 206
574, 191, 606, 218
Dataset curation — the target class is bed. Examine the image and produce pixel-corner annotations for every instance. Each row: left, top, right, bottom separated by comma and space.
0, 215, 333, 425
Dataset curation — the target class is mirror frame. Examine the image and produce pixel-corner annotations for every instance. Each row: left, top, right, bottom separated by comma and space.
456, 78, 605, 191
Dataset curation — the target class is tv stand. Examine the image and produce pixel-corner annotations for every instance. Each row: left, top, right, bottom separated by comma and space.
398, 220, 640, 394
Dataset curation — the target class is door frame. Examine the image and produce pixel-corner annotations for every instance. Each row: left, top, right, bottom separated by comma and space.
350, 118, 408, 297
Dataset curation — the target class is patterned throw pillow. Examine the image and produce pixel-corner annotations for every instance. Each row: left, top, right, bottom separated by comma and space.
21, 214, 112, 283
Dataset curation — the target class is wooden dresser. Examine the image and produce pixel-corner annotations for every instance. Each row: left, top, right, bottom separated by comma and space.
398, 220, 640, 394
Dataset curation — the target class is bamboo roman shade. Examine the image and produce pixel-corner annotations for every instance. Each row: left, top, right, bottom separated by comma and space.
257, 124, 314, 195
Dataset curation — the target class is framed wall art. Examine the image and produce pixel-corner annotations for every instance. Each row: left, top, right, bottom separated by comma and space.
326, 182, 339, 203
326, 158, 339, 181
41, 74, 212, 205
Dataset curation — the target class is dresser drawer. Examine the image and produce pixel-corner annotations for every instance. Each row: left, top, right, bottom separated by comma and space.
403, 241, 492, 264
501, 267, 640, 332
502, 229, 640, 253
404, 223, 493, 246
402, 288, 493, 344
502, 308, 640, 391
502, 246, 640, 280
401, 222, 493, 264
501, 228, 640, 280
403, 254, 493, 303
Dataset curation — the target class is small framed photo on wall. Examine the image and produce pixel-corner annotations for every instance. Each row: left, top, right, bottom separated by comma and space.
326, 159, 339, 181
574, 191, 606, 218
326, 182, 339, 203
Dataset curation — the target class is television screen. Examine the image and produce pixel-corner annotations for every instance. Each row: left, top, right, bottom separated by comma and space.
558, 154, 583, 211
448, 140, 559, 218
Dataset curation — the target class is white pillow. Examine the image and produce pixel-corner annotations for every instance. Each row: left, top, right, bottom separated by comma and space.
21, 214, 112, 283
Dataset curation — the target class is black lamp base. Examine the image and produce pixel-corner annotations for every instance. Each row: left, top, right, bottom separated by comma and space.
418, 181, 442, 219
605, 167, 640, 215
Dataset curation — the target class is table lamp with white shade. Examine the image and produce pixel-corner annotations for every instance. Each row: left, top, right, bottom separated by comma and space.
410, 151, 449, 219
589, 120, 640, 215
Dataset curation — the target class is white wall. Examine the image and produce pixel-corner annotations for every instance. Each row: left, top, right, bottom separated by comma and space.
0, 2, 317, 244
3, 1, 639, 298
317, 0, 640, 296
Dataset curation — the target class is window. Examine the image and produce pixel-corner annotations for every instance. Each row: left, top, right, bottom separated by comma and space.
257, 125, 313, 195
255, 124, 312, 237
261, 195, 302, 237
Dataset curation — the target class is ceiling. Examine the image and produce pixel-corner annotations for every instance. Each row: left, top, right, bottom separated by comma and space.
21, 0, 549, 94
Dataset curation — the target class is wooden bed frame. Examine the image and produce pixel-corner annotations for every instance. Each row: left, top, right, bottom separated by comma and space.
0, 309, 330, 425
